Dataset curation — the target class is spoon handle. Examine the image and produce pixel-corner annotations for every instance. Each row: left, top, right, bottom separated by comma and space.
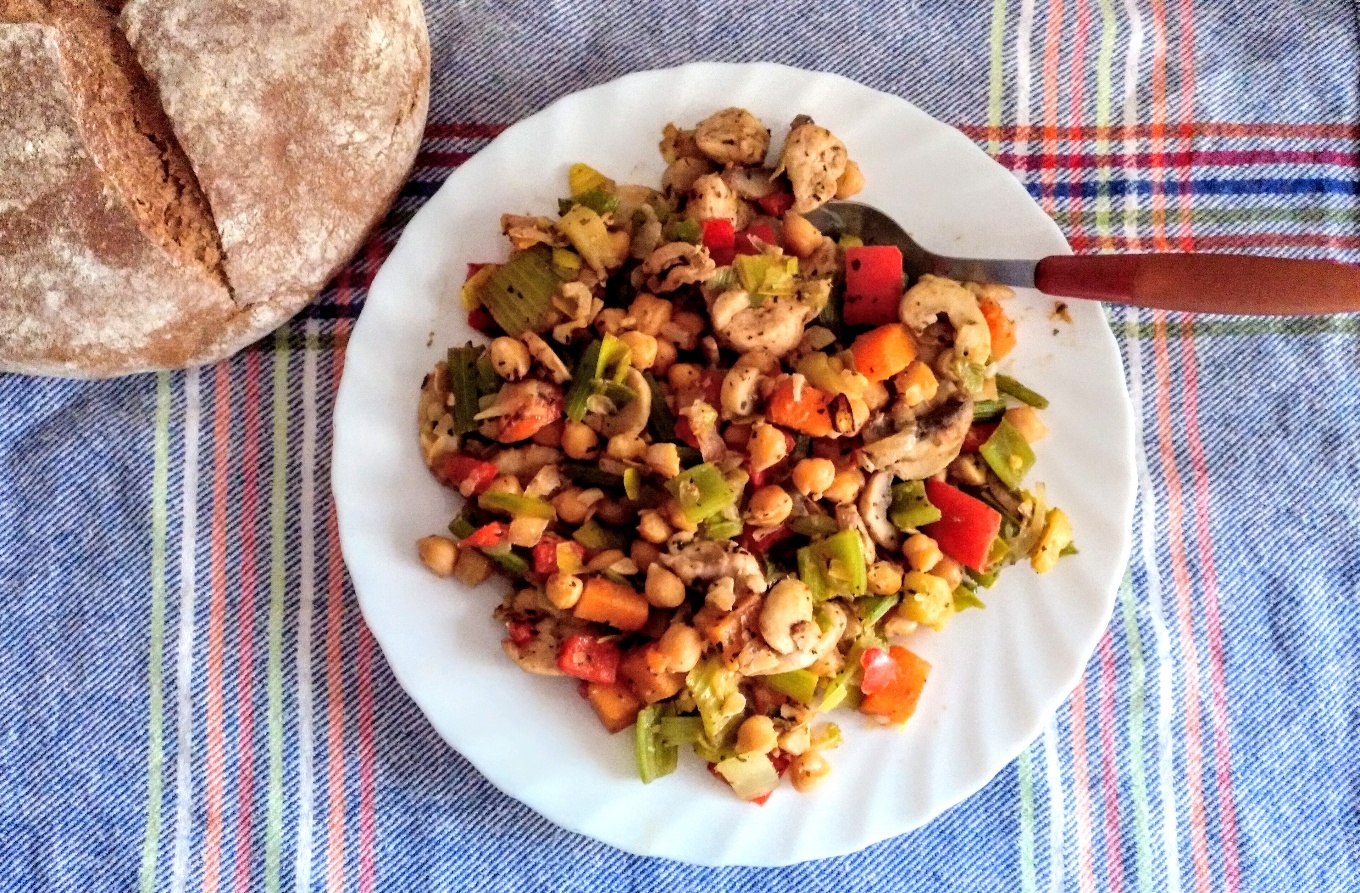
1033, 254, 1360, 315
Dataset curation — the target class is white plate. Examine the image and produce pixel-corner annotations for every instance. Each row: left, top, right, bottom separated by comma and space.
333, 61, 1136, 866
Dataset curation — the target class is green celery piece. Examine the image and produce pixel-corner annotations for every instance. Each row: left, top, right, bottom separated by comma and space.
1060, 542, 1079, 557
734, 255, 797, 297
686, 657, 743, 742
706, 266, 739, 292
995, 374, 1050, 409
643, 372, 675, 442
563, 340, 602, 422
575, 188, 620, 216
481, 546, 528, 576
445, 345, 483, 435
789, 514, 839, 539
591, 379, 636, 407
889, 481, 942, 531
623, 467, 642, 501
702, 517, 743, 540
819, 666, 860, 713
572, 520, 625, 550
714, 754, 779, 802
596, 333, 632, 384
812, 722, 843, 750
666, 218, 702, 244
561, 461, 624, 490
765, 669, 819, 706
973, 399, 1009, 421
478, 491, 556, 520
691, 734, 730, 765
980, 418, 1036, 489
479, 246, 559, 335
474, 353, 501, 395
953, 584, 987, 611
797, 530, 866, 600
858, 594, 900, 628
797, 543, 831, 601
447, 517, 475, 539
658, 715, 705, 747
635, 705, 678, 783
666, 463, 735, 523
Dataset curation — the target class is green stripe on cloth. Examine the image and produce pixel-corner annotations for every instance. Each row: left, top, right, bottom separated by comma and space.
265, 328, 290, 893
1119, 574, 1155, 893
1018, 746, 1038, 893
138, 372, 172, 893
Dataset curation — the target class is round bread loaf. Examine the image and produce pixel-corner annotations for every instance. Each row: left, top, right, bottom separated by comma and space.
0, 0, 429, 377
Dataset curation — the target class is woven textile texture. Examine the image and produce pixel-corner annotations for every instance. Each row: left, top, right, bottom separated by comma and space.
2, 1, 1357, 891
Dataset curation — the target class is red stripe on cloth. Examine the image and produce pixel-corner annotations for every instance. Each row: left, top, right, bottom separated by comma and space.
357, 624, 377, 893
415, 150, 474, 169
958, 121, 1360, 140
1173, 0, 1196, 253
994, 148, 1360, 169
1037, 0, 1067, 220
1147, 0, 1171, 252
1098, 633, 1125, 893
1067, 0, 1092, 254
201, 363, 232, 893
1070, 677, 1098, 893
424, 122, 508, 140
1179, 319, 1243, 893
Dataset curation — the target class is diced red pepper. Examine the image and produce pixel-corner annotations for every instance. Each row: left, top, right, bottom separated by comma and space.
921, 480, 1003, 572
532, 535, 586, 576
843, 245, 905, 327
433, 454, 499, 496
506, 620, 535, 646
557, 635, 621, 685
459, 521, 509, 549
758, 190, 795, 217
467, 306, 500, 336
674, 415, 701, 450
735, 222, 778, 256
738, 522, 794, 557
701, 219, 736, 266
860, 646, 898, 695
961, 422, 1000, 454
701, 369, 724, 408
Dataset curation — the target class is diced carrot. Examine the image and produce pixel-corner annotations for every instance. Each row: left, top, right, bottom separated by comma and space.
850, 323, 918, 382
618, 645, 686, 704
583, 681, 643, 733
859, 645, 931, 725
573, 576, 650, 631
979, 298, 1017, 361
766, 377, 835, 437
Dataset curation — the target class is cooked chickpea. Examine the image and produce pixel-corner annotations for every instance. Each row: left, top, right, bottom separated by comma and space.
619, 330, 659, 370
746, 486, 793, 527
863, 379, 890, 412
651, 338, 678, 375
822, 466, 865, 505
667, 362, 703, 391
628, 293, 673, 336
417, 535, 459, 577
645, 563, 687, 608
644, 442, 681, 478
592, 498, 633, 526
735, 715, 778, 755
561, 420, 599, 460
452, 548, 493, 586
666, 310, 707, 350
488, 336, 530, 380
594, 307, 627, 336
720, 691, 747, 716
661, 497, 699, 533
933, 556, 964, 590
777, 724, 811, 755
657, 624, 702, 673
789, 750, 831, 792
553, 487, 602, 525
791, 458, 837, 500
835, 159, 865, 199
867, 560, 905, 595
902, 533, 943, 572
630, 539, 661, 572
1005, 405, 1049, 443
637, 509, 673, 545
781, 211, 823, 259
508, 516, 548, 548
478, 474, 522, 510
605, 433, 646, 461
545, 573, 583, 610
747, 421, 789, 472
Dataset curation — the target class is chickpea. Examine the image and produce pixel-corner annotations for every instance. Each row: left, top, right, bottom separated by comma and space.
863, 379, 890, 412
835, 159, 865, 199
417, 535, 459, 577
545, 573, 583, 610
822, 466, 865, 505
644, 442, 681, 478
665, 310, 707, 351
746, 486, 793, 527
645, 563, 687, 609
619, 330, 659, 370
792, 458, 837, 500
788, 750, 831, 793
628, 293, 673, 336
661, 497, 699, 533
488, 336, 530, 380
478, 474, 521, 510
933, 556, 964, 590
553, 487, 602, 525
630, 539, 661, 573
561, 420, 600, 460
637, 509, 673, 545
777, 724, 811, 756
657, 624, 702, 673
902, 533, 943, 572
867, 560, 905, 595
452, 548, 493, 586
781, 211, 823, 259
594, 307, 627, 336
592, 498, 633, 526
605, 433, 646, 461
667, 362, 703, 391
508, 516, 548, 548
651, 338, 678, 376
747, 421, 789, 472
720, 691, 747, 716
735, 715, 778, 755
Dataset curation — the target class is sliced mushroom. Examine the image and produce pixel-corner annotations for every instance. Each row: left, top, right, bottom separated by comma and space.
859, 393, 973, 481
520, 331, 570, 383
641, 242, 717, 293
722, 166, 778, 200
859, 470, 902, 551
586, 366, 651, 439
660, 539, 768, 594
736, 600, 848, 676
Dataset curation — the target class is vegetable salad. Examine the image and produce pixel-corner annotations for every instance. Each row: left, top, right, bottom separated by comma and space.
415, 108, 1073, 802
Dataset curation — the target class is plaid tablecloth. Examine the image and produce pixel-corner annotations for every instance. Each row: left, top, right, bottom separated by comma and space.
3, 2, 1357, 890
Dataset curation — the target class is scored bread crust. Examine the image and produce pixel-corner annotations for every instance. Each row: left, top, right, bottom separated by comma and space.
0, 0, 430, 378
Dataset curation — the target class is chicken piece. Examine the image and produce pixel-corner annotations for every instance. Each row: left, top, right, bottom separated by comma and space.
685, 173, 754, 230
500, 214, 566, 250
775, 119, 849, 214
694, 107, 771, 167
641, 242, 717, 293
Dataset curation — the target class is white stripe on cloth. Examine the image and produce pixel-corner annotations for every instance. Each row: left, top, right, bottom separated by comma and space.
294, 320, 319, 890
1120, 0, 1146, 248
170, 367, 200, 893
1016, 0, 1036, 128
1123, 305, 1183, 893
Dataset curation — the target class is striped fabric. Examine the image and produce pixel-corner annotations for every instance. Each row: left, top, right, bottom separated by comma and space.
2, 2, 1356, 891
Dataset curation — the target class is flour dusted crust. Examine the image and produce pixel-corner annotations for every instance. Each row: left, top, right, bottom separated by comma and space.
0, 0, 430, 377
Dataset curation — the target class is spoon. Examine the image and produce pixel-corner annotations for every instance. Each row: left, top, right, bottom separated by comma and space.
804, 202, 1360, 315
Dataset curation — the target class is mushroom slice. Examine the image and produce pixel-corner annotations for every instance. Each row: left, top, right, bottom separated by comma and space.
586, 366, 652, 439
859, 394, 974, 481
859, 470, 902, 551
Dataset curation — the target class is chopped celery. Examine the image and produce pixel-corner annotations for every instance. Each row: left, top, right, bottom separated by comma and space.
597, 333, 632, 383
1060, 541, 1079, 557
460, 263, 497, 311
623, 467, 642, 501
797, 530, 867, 600
707, 266, 739, 292
550, 247, 582, 278
788, 513, 839, 539
666, 463, 735, 523
479, 247, 560, 335
714, 754, 779, 802
734, 255, 798, 297
479, 491, 556, 520
954, 584, 986, 611
643, 372, 675, 441
858, 594, 900, 628
481, 545, 528, 576
562, 461, 624, 490
575, 188, 620, 216
591, 379, 636, 407
967, 565, 999, 589
980, 418, 1036, 489
475, 353, 501, 394
812, 723, 843, 750
972, 399, 1008, 421
445, 345, 483, 435
996, 374, 1050, 409
665, 218, 702, 244
686, 657, 743, 741
564, 340, 603, 422
635, 705, 678, 783
889, 481, 941, 531
838, 234, 864, 248
766, 669, 819, 706
572, 519, 626, 550
702, 517, 743, 540
568, 162, 613, 197
985, 536, 1009, 569
556, 205, 622, 273
658, 715, 705, 747
447, 517, 475, 539
819, 666, 860, 712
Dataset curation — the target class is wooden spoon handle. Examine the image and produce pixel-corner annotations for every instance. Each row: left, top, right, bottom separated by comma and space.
1033, 254, 1360, 315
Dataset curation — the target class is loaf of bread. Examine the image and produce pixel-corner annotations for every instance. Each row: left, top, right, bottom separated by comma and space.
0, 0, 429, 377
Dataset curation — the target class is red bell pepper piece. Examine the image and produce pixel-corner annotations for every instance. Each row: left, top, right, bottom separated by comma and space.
735, 222, 778, 256
738, 522, 793, 557
701, 219, 736, 266
860, 646, 898, 695
532, 535, 585, 576
434, 454, 499, 496
701, 369, 724, 407
459, 521, 509, 549
467, 306, 500, 336
859, 645, 931, 725
843, 245, 905, 327
921, 480, 1002, 572
506, 620, 535, 646
674, 415, 701, 450
961, 422, 999, 454
557, 634, 621, 685
757, 190, 794, 217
